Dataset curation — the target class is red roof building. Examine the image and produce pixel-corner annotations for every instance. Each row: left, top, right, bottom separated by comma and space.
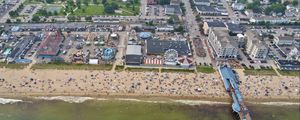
37, 31, 64, 58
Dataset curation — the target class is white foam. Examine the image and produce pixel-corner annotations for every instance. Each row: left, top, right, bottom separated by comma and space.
114, 98, 167, 103
174, 100, 230, 105
34, 96, 94, 103
252, 102, 300, 106
0, 98, 22, 104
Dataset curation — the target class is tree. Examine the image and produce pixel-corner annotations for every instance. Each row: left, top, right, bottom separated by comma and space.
31, 16, 40, 23
46, 0, 54, 4
247, 0, 262, 13
93, 0, 99, 5
6, 19, 11, 23
174, 25, 185, 33
104, 5, 115, 13
265, 3, 286, 15
157, 0, 170, 5
292, 0, 298, 6
85, 16, 92, 22
76, 0, 81, 9
84, 0, 89, 6
67, 16, 76, 21
102, 0, 107, 5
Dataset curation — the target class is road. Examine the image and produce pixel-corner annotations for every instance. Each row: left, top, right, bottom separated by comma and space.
221, 0, 238, 22
182, 0, 212, 65
0, 0, 26, 23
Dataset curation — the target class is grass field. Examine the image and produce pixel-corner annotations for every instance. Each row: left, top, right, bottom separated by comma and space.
115, 65, 124, 71
277, 69, 300, 77
31, 63, 112, 70
243, 68, 278, 76
31, 0, 140, 16
161, 68, 195, 73
125, 67, 159, 72
0, 63, 28, 69
196, 66, 215, 73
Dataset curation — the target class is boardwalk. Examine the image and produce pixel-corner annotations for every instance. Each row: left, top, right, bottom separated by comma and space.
218, 65, 252, 120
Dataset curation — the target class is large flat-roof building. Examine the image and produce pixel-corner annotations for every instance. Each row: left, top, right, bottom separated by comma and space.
203, 20, 227, 35
275, 60, 300, 71
125, 45, 143, 65
165, 5, 182, 15
145, 39, 191, 56
195, 5, 221, 16
193, 0, 210, 6
208, 28, 239, 59
36, 31, 64, 59
245, 30, 269, 60
274, 36, 294, 46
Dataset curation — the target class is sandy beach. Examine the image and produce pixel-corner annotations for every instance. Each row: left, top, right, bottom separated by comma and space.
0, 68, 299, 102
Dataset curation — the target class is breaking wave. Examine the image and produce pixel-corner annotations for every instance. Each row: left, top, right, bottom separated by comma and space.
174, 100, 230, 105
252, 102, 300, 106
34, 96, 94, 103
0, 98, 23, 104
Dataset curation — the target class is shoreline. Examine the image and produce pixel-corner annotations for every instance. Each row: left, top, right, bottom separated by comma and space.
0, 92, 299, 103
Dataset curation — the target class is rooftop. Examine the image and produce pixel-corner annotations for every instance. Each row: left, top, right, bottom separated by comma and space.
196, 5, 217, 12
126, 45, 142, 56
206, 20, 226, 28
194, 0, 210, 2
226, 23, 244, 33
277, 60, 300, 66
146, 39, 191, 56
37, 31, 63, 56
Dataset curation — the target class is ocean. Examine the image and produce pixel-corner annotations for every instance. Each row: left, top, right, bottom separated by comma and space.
0, 97, 299, 120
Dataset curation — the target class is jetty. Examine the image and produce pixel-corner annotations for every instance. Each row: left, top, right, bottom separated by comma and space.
218, 65, 252, 120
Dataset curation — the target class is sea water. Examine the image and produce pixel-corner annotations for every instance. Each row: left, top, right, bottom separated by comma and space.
0, 97, 299, 120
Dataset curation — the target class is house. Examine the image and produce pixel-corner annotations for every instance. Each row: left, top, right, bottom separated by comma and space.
208, 28, 239, 59
245, 30, 269, 60
203, 20, 226, 35
193, 0, 210, 6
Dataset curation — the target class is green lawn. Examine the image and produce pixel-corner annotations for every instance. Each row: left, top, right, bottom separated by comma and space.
31, 0, 140, 16
196, 66, 215, 73
243, 68, 278, 76
31, 63, 112, 70
72, 5, 105, 16
125, 67, 159, 72
0, 63, 28, 69
277, 69, 300, 77
161, 68, 195, 73
115, 65, 124, 71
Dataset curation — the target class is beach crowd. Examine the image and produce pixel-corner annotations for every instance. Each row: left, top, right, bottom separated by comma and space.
0, 68, 299, 100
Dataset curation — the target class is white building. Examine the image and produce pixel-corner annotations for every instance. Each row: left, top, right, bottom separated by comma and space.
231, 3, 245, 11
193, 0, 211, 6
249, 17, 289, 24
245, 30, 269, 60
208, 28, 239, 58
274, 36, 294, 46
